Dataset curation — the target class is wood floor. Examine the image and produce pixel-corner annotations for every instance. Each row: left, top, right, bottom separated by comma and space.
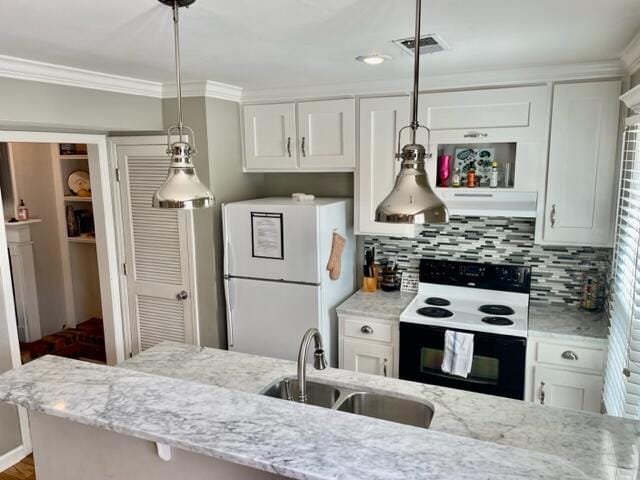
0, 455, 35, 480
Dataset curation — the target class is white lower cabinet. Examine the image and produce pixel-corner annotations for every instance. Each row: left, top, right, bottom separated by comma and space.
339, 314, 399, 378
343, 338, 393, 377
532, 366, 603, 412
526, 335, 606, 413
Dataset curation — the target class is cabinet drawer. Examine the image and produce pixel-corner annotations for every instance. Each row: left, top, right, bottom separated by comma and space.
536, 342, 604, 372
344, 318, 393, 343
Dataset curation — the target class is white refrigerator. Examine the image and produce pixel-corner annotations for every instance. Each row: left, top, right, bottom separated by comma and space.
222, 197, 356, 365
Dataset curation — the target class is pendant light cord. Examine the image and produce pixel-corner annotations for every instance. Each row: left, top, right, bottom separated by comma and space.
172, 1, 184, 140
410, 0, 422, 144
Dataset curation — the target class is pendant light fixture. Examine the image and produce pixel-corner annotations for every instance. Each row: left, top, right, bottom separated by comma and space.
153, 0, 214, 209
375, 0, 448, 224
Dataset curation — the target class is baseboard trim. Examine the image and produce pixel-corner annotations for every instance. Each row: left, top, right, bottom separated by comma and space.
0, 444, 30, 472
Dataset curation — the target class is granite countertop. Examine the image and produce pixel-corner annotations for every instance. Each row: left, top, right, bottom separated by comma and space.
336, 289, 414, 321
337, 290, 609, 343
119, 342, 637, 479
529, 303, 609, 343
0, 354, 592, 480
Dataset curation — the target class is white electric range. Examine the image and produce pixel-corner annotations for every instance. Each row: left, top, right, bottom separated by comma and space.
399, 259, 531, 400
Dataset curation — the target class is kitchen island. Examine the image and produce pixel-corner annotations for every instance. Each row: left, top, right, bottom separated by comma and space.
0, 342, 637, 479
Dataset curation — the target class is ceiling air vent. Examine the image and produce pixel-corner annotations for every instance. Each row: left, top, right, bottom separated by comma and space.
393, 34, 448, 55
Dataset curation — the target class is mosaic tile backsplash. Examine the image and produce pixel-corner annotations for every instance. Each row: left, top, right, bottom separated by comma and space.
364, 217, 612, 305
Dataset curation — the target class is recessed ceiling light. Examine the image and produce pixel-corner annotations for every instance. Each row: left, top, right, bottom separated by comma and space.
356, 54, 392, 65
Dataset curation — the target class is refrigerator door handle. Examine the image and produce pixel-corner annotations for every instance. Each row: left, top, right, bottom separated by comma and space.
224, 279, 234, 348
222, 206, 231, 276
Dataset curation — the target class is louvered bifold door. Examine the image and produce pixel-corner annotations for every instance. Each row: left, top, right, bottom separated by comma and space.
115, 142, 194, 354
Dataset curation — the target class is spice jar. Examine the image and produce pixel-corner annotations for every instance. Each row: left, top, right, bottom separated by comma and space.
466, 169, 476, 188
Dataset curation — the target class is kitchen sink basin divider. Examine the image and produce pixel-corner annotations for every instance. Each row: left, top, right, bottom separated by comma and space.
261, 377, 435, 429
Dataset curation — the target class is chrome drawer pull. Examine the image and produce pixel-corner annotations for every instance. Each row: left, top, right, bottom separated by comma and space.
561, 350, 578, 360
360, 325, 374, 334
463, 132, 488, 138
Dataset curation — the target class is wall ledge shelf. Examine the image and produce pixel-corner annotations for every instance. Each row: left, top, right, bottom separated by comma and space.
67, 237, 96, 244
59, 154, 88, 161
64, 196, 92, 202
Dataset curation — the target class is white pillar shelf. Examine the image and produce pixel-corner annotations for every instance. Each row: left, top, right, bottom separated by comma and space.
5, 219, 42, 343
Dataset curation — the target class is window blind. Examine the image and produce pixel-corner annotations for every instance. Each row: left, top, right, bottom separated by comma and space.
604, 124, 640, 418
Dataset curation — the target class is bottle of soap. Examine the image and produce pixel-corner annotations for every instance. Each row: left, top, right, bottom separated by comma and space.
17, 199, 29, 221
489, 162, 499, 188
451, 168, 461, 188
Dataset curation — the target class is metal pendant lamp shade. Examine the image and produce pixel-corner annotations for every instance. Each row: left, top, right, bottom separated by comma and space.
153, 0, 213, 209
375, 0, 448, 225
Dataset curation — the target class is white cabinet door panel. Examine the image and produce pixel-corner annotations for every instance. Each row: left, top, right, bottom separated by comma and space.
543, 81, 621, 246
533, 366, 602, 413
243, 103, 297, 170
343, 338, 393, 377
298, 99, 355, 170
357, 96, 415, 237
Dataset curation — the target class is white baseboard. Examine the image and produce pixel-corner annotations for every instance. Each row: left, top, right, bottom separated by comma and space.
0, 444, 30, 472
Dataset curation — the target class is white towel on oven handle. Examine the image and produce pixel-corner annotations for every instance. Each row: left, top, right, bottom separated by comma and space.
441, 330, 474, 378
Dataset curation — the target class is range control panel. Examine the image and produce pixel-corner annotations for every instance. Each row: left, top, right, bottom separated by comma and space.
419, 259, 531, 293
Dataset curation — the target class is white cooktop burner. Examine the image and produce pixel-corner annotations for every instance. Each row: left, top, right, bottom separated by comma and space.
400, 283, 529, 338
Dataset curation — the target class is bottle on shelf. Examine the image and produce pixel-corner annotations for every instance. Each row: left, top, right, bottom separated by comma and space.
451, 167, 461, 188
466, 169, 477, 188
489, 162, 499, 188
17, 199, 29, 221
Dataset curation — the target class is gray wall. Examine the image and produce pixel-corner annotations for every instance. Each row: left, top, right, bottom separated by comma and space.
262, 173, 353, 197
631, 70, 640, 88
10, 142, 68, 336
205, 97, 264, 347
0, 77, 162, 132
162, 97, 264, 348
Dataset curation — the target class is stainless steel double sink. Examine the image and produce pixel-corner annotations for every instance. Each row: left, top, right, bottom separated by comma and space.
261, 377, 434, 429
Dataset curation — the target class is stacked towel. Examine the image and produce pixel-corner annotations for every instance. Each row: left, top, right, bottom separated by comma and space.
441, 330, 474, 378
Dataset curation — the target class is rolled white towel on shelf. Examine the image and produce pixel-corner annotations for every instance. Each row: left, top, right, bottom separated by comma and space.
441, 330, 474, 378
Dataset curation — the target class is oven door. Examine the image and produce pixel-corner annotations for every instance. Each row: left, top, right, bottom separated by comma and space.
399, 322, 526, 400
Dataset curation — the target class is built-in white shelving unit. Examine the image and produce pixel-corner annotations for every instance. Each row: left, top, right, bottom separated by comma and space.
51, 144, 102, 328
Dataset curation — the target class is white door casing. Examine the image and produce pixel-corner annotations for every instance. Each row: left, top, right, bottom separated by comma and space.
111, 138, 198, 355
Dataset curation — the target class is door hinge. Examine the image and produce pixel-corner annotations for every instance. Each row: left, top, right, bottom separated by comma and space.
122, 263, 127, 276
115, 167, 120, 182
129, 352, 133, 358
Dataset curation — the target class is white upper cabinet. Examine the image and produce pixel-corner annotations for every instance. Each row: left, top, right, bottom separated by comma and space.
356, 96, 416, 237
243, 103, 297, 171
541, 80, 622, 246
242, 99, 355, 172
298, 98, 355, 171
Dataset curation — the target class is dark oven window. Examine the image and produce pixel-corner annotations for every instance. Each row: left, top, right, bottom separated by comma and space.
420, 347, 499, 384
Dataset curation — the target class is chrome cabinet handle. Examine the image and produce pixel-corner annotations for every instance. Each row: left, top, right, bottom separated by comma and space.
360, 325, 374, 334
561, 350, 578, 361
176, 290, 188, 300
463, 132, 488, 138
286, 137, 291, 157
540, 381, 546, 405
550, 204, 556, 228
383, 358, 388, 377
301, 137, 306, 157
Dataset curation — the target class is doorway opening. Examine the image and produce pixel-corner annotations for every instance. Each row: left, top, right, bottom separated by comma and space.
1, 142, 106, 364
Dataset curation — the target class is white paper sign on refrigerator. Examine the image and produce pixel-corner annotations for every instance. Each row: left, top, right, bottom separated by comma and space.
251, 212, 284, 259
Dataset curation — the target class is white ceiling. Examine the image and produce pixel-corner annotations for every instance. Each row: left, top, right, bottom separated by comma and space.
1, 0, 640, 90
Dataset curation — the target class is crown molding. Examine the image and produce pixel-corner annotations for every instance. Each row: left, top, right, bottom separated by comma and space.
242, 60, 625, 103
161, 80, 243, 102
622, 31, 640, 75
621, 83, 640, 113
0, 54, 163, 97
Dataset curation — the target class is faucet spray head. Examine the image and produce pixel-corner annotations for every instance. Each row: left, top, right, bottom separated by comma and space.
314, 349, 328, 370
